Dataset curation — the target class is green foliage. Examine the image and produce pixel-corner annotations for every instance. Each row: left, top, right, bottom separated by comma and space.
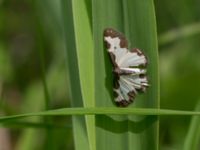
184, 100, 200, 150
93, 0, 159, 150
0, 0, 200, 149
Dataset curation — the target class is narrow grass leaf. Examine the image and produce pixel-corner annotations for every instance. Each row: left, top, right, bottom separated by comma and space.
2, 108, 200, 122
61, 0, 89, 149
72, 0, 95, 150
183, 100, 200, 150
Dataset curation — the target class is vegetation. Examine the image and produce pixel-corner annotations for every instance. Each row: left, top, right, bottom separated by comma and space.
0, 0, 200, 149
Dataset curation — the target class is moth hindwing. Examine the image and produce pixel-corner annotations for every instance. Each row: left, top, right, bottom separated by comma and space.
104, 28, 148, 107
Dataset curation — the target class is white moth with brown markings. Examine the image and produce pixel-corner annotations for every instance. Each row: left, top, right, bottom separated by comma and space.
104, 28, 149, 107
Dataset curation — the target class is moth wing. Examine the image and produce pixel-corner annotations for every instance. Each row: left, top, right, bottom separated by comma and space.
104, 28, 129, 67
123, 72, 149, 93
104, 28, 147, 68
104, 28, 149, 107
117, 48, 147, 68
114, 69, 148, 107
114, 75, 137, 107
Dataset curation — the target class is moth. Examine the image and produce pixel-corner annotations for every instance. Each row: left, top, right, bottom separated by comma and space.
104, 28, 149, 107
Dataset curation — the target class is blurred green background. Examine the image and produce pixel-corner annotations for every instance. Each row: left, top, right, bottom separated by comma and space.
0, 0, 200, 149
0, 1, 73, 150
155, 0, 200, 149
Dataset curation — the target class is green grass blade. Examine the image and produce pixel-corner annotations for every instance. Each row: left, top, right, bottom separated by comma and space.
61, 0, 89, 150
92, 1, 126, 149
2, 108, 200, 122
93, 0, 159, 149
93, 1, 124, 106
72, 0, 95, 150
125, 1, 159, 149
72, 0, 94, 108
183, 100, 200, 150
